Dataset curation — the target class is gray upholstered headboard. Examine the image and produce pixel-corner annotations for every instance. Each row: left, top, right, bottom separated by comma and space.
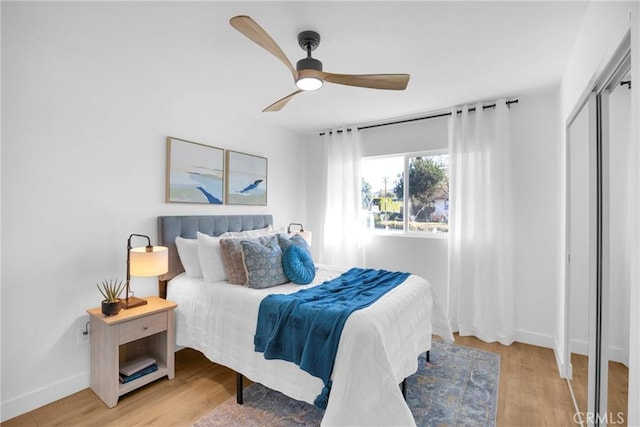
157, 214, 273, 297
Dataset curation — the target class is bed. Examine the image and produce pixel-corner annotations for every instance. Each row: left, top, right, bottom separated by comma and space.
157, 214, 453, 426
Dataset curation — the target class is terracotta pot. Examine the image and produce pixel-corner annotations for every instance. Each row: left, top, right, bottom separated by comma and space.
101, 300, 121, 316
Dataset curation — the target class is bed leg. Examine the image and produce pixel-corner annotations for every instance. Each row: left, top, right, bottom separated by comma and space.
401, 379, 407, 399
236, 373, 244, 405
426, 350, 430, 363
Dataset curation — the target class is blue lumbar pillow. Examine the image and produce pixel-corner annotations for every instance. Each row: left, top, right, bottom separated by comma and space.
282, 244, 316, 285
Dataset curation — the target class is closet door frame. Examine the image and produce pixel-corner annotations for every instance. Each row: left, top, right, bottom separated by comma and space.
564, 32, 630, 426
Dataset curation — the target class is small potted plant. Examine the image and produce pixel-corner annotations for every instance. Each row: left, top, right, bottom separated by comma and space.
97, 279, 125, 316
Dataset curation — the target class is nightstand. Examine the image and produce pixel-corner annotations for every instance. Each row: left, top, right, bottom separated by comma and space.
87, 296, 177, 408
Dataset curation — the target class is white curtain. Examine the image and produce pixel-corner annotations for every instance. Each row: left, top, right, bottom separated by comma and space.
319, 128, 364, 267
448, 100, 515, 345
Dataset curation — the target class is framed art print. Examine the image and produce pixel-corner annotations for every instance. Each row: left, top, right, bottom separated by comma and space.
166, 137, 224, 204
226, 150, 267, 205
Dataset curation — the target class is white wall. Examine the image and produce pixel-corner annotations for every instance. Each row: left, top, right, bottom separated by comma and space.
306, 85, 561, 349
1, 3, 307, 421
509, 86, 560, 348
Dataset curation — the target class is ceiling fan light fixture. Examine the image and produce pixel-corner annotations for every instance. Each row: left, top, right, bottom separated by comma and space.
230, 16, 411, 112
296, 76, 323, 91
295, 55, 323, 91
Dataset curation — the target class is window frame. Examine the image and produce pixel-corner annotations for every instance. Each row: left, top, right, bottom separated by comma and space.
361, 149, 449, 239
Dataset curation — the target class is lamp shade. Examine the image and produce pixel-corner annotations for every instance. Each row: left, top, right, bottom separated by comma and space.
129, 246, 169, 277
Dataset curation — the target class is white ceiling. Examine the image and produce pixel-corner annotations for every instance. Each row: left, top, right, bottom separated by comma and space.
23, 1, 590, 134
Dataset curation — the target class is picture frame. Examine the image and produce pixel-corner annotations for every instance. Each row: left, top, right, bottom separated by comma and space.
225, 150, 268, 205
166, 137, 224, 204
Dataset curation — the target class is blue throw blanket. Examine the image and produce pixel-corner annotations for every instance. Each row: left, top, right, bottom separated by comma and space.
254, 267, 410, 408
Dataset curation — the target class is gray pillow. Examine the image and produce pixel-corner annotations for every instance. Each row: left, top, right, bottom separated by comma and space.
241, 235, 289, 288
220, 236, 273, 285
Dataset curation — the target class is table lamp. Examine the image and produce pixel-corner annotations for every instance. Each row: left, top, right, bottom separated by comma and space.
123, 234, 169, 309
287, 223, 312, 246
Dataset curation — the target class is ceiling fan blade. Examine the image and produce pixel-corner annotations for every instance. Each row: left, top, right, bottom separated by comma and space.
262, 90, 303, 112
322, 73, 410, 90
230, 15, 296, 77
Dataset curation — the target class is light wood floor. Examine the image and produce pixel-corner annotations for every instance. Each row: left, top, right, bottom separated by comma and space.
453, 335, 579, 426
2, 335, 620, 427
570, 353, 629, 426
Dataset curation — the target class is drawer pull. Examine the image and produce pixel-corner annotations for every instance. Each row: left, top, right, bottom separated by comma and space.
118, 311, 167, 344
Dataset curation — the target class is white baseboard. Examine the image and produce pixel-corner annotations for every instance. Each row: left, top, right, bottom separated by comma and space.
608, 346, 629, 366
569, 338, 628, 365
555, 341, 572, 379
513, 328, 556, 349
1, 371, 89, 422
569, 338, 589, 356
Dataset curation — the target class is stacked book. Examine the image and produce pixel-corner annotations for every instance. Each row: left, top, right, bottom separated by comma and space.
119, 356, 158, 384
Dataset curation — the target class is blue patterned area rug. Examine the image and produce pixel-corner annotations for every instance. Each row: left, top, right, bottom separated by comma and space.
193, 341, 500, 427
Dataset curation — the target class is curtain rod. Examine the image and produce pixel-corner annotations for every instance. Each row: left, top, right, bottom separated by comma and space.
358, 99, 519, 131
319, 98, 519, 136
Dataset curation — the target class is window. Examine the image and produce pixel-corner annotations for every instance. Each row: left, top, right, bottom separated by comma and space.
361, 152, 449, 235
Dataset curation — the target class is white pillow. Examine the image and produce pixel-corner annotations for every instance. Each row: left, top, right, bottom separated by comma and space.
197, 232, 227, 283
175, 237, 202, 278
220, 225, 273, 238
243, 225, 276, 237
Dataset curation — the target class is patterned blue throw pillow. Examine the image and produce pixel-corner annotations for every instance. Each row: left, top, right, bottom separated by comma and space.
282, 244, 316, 285
241, 236, 289, 288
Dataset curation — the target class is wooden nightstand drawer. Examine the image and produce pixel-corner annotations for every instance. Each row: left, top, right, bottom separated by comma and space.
118, 311, 167, 344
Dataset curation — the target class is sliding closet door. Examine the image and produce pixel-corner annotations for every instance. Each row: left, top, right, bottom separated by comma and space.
606, 73, 631, 412
596, 46, 631, 425
566, 33, 630, 426
567, 91, 609, 427
567, 94, 592, 414
603, 69, 631, 423
567, 92, 598, 418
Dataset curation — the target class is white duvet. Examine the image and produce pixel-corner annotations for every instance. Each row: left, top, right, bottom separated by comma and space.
167, 264, 453, 426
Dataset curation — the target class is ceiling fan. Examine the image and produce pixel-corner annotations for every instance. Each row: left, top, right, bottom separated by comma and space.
229, 15, 411, 112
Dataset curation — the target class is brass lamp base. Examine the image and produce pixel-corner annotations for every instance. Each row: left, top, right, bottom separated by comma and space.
121, 296, 147, 309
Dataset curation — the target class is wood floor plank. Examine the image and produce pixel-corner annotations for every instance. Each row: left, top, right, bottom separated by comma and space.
1, 336, 627, 426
